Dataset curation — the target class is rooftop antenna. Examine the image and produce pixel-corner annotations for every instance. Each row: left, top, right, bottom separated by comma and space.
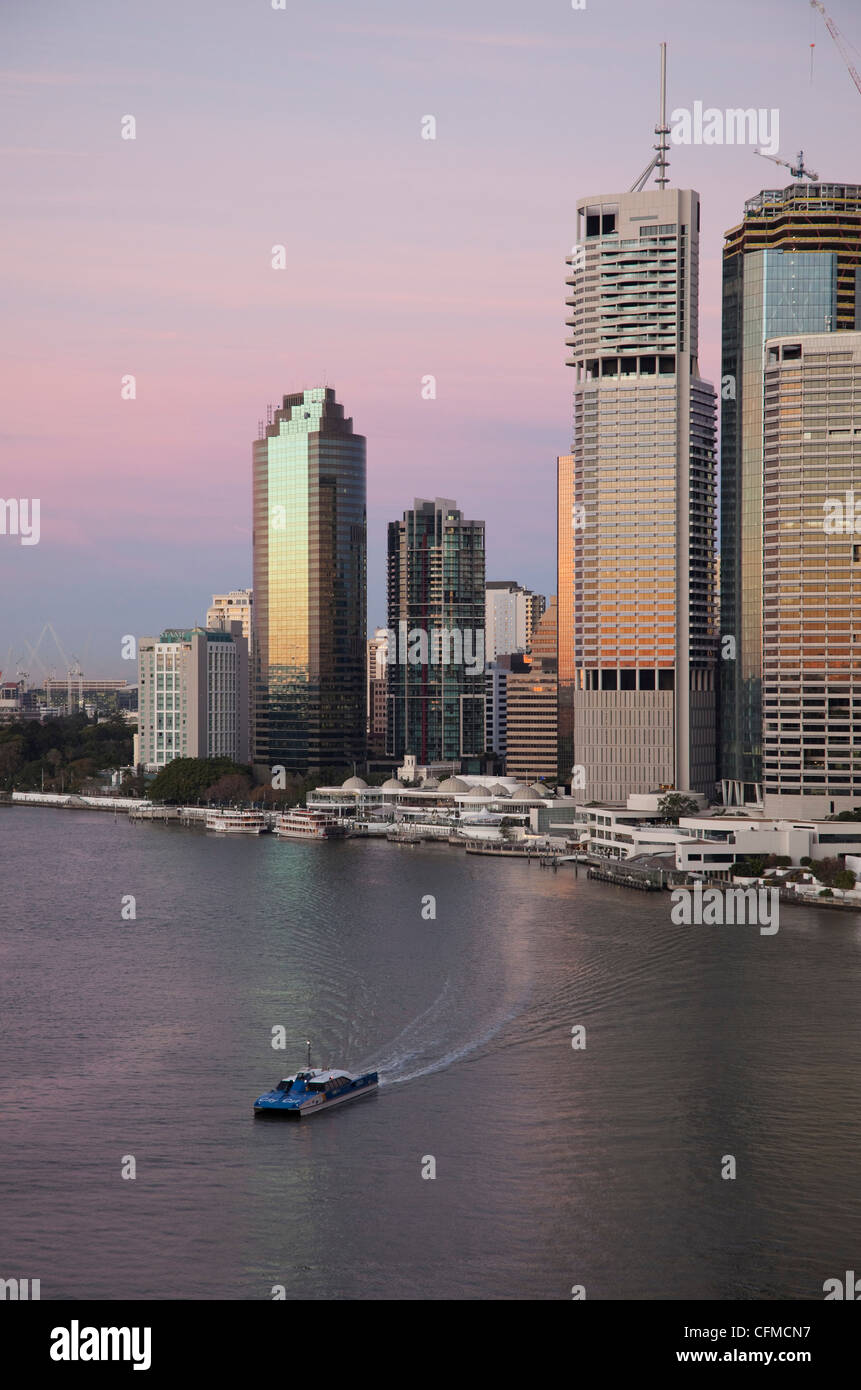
631, 42, 670, 192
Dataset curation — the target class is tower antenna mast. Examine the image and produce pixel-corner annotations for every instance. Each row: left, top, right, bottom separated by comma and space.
631, 43, 671, 193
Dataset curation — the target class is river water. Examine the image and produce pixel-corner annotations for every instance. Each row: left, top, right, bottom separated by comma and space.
2, 806, 860, 1300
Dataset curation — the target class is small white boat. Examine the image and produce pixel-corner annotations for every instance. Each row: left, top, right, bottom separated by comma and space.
205, 809, 267, 834
274, 808, 346, 840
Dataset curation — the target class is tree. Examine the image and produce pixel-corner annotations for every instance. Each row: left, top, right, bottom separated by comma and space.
658, 792, 699, 825
812, 856, 851, 889
0, 736, 24, 788
204, 772, 253, 803
147, 757, 251, 805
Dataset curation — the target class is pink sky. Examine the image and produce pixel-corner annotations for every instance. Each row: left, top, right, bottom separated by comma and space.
1, 0, 859, 676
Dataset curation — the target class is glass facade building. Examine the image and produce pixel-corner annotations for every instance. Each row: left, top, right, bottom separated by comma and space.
720, 183, 861, 800
252, 388, 366, 775
386, 498, 485, 763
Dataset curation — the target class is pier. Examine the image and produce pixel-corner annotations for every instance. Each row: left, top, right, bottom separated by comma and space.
587, 863, 665, 891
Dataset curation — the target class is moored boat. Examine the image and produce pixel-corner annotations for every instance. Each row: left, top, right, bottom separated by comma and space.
205, 809, 267, 834
274, 808, 346, 840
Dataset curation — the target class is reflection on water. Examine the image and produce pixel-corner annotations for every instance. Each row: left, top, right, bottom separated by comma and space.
2, 808, 861, 1299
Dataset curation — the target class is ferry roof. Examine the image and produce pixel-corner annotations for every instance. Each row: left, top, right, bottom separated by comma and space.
282, 1069, 354, 1083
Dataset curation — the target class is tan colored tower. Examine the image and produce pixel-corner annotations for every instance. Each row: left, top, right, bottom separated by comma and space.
504, 600, 558, 783
560, 188, 717, 802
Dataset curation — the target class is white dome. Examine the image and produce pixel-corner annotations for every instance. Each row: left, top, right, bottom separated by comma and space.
507, 782, 541, 801
489, 783, 510, 797
381, 778, 405, 791
530, 783, 554, 797
438, 776, 470, 793
420, 776, 439, 789
466, 785, 491, 799
342, 775, 368, 790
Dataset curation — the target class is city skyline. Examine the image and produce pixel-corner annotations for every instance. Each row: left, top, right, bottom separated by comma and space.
4, 0, 861, 672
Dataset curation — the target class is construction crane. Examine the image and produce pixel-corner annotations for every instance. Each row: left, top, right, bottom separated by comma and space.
755, 149, 819, 180
810, 1, 861, 97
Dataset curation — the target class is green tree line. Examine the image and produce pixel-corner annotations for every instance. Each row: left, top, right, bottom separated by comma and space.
0, 714, 135, 792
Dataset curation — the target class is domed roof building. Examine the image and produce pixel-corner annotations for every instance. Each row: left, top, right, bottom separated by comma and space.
438, 776, 470, 794
342, 775, 368, 791
507, 782, 542, 801
381, 778, 405, 791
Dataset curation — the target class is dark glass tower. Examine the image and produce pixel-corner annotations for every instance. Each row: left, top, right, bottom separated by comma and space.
252, 388, 366, 774
720, 181, 861, 799
386, 497, 485, 764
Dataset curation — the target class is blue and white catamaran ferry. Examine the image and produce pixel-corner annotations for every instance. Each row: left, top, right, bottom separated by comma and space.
254, 1042, 378, 1119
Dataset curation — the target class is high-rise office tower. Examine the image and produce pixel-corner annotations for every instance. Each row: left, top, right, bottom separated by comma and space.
761, 332, 861, 816
137, 625, 249, 770
252, 388, 366, 775
561, 188, 717, 802
366, 627, 389, 754
386, 497, 485, 763
720, 180, 861, 803
484, 581, 546, 661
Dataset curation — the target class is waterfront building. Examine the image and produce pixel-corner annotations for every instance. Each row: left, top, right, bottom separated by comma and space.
504, 661, 558, 783
386, 497, 485, 763
561, 187, 718, 803
760, 332, 861, 816
720, 180, 861, 801
207, 590, 253, 644
252, 388, 366, 776
484, 581, 546, 661
503, 601, 558, 782
308, 770, 564, 830
571, 793, 861, 883
137, 625, 249, 771
367, 627, 389, 754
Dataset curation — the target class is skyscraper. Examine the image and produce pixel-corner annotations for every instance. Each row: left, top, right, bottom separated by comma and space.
761, 332, 861, 816
720, 180, 861, 802
137, 625, 249, 771
252, 388, 366, 775
386, 497, 485, 763
560, 188, 717, 802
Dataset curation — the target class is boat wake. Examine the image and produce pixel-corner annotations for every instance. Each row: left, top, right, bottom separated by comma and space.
361, 980, 524, 1087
